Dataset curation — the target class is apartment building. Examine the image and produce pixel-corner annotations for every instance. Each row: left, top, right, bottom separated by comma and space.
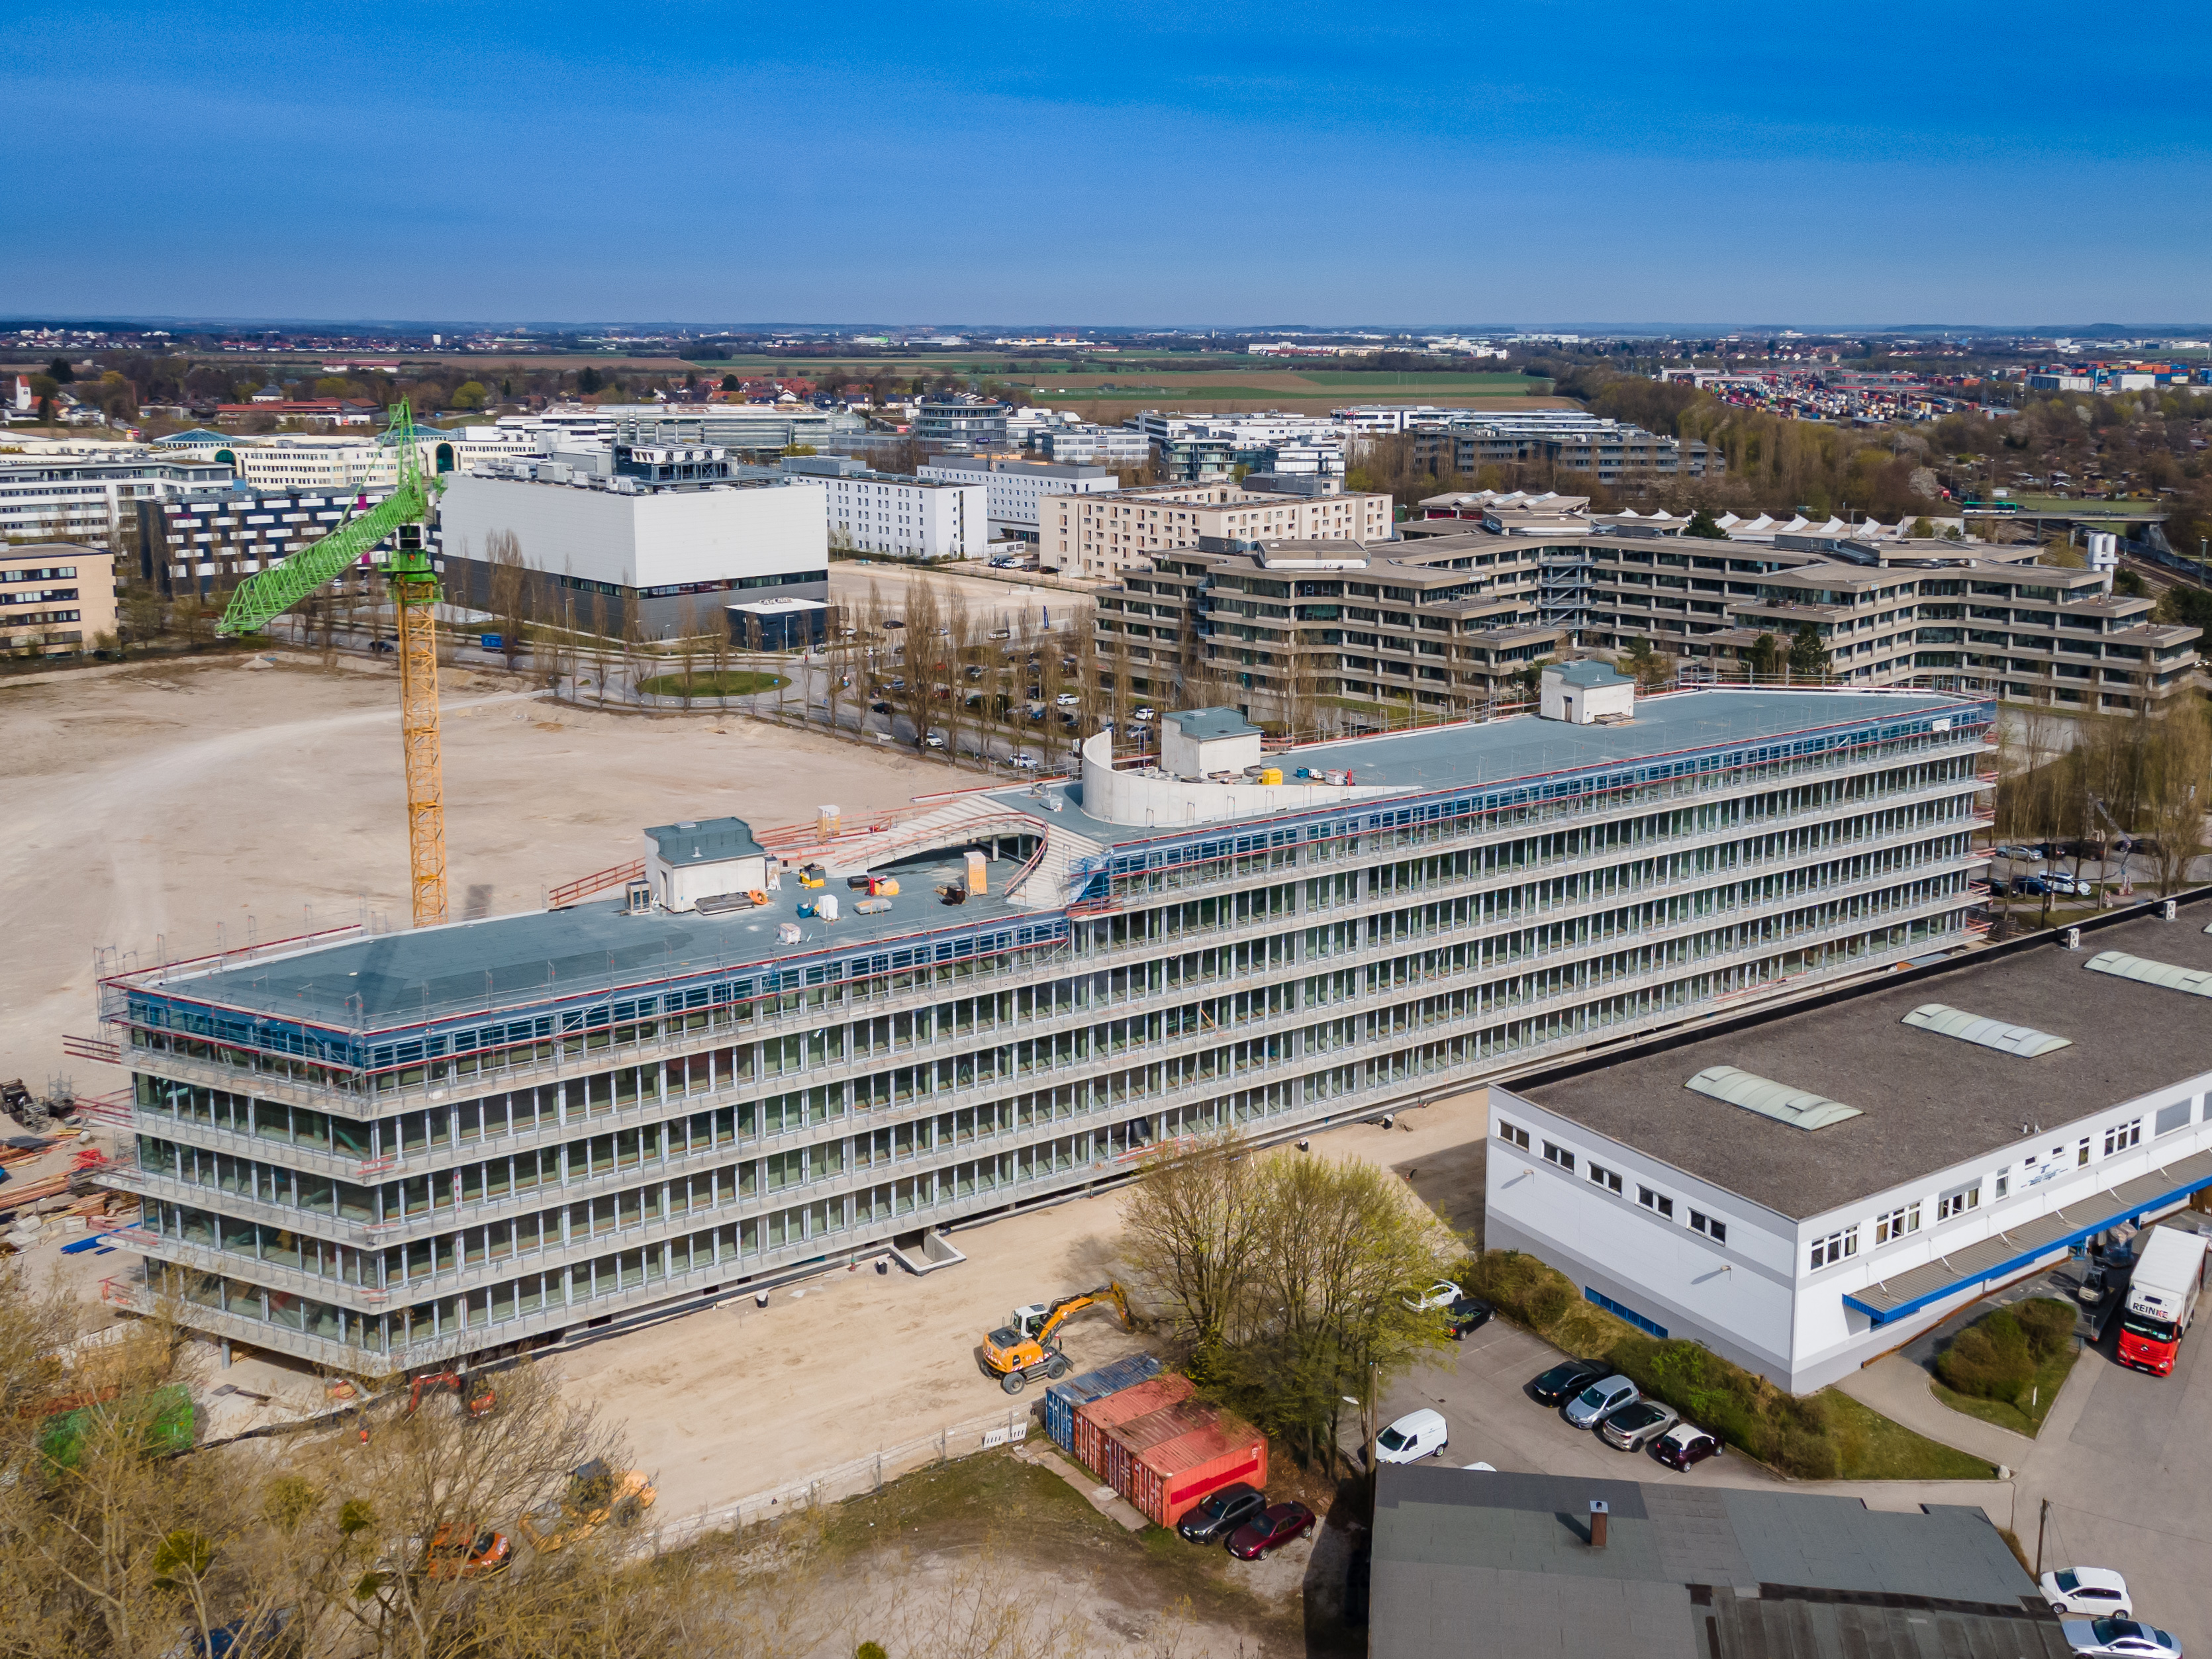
1101, 519, 2203, 718
219, 428, 538, 492
137, 484, 405, 599
781, 454, 986, 560
1039, 482, 1392, 579
2, 542, 115, 655
1035, 426, 1150, 466
1404, 414, 1721, 483
917, 455, 1120, 543
911, 394, 1010, 453
94, 684, 1989, 1374
601, 404, 870, 452
0, 454, 234, 548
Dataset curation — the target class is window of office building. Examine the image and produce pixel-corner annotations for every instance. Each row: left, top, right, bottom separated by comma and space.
1543, 1141, 1574, 1174
1589, 1164, 1623, 1196
1809, 1227, 1858, 1270
1497, 1120, 1530, 1151
1874, 1204, 1920, 1245
1936, 1185, 1979, 1222
1688, 1209, 1726, 1245
1637, 1186, 1673, 1219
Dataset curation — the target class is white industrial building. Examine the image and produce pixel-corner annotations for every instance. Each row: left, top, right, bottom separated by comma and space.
440, 445, 828, 639
1486, 903, 2212, 1393
779, 454, 985, 561
0, 452, 234, 548
917, 454, 1120, 543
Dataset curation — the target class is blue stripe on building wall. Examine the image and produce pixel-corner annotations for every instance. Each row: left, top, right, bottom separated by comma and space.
1586, 1287, 1668, 1339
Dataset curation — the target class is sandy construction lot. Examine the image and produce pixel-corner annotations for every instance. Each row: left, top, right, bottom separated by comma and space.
0, 651, 941, 1090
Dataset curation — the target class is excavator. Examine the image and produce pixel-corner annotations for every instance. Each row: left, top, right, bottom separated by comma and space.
979, 1282, 1131, 1394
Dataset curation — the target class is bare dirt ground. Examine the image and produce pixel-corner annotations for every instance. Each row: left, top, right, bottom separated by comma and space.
0, 650, 941, 1092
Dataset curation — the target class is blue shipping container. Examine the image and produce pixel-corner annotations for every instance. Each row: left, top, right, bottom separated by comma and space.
1044, 1353, 1161, 1452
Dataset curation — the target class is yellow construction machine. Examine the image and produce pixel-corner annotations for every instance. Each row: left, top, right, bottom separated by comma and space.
979, 1282, 1130, 1394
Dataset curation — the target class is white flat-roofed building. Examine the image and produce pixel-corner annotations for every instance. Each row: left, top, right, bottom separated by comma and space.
440, 447, 828, 638
1488, 902, 2212, 1394
918, 455, 1120, 543
780, 455, 985, 561
1040, 481, 1392, 577
223, 428, 539, 493
0, 453, 234, 548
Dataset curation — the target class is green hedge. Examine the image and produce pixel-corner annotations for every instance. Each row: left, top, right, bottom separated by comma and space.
1935, 1298, 2075, 1405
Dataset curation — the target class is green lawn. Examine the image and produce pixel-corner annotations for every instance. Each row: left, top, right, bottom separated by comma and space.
636, 669, 789, 697
1931, 1338, 2078, 1438
1827, 1392, 1999, 1481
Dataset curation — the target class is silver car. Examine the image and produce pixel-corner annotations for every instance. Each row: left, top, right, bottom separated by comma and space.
1562, 1374, 1639, 1429
1598, 1399, 1681, 1451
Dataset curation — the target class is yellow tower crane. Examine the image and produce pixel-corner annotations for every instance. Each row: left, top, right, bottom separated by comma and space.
216, 401, 449, 925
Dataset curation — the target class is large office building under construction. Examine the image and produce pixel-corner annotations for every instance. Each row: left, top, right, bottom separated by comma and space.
97, 683, 1992, 1374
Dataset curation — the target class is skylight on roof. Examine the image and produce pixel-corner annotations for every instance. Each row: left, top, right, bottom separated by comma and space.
1686, 1065, 1862, 1131
1901, 1004, 2072, 1058
2084, 951, 2212, 999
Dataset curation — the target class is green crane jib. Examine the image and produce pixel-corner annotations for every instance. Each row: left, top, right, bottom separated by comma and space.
215, 401, 441, 638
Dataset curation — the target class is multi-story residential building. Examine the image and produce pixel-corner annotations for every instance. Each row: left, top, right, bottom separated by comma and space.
1102, 518, 2203, 718
1134, 410, 1351, 483
1, 453, 234, 549
137, 484, 403, 600
2, 542, 115, 655
440, 447, 830, 639
910, 395, 1010, 453
1403, 414, 1722, 484
1039, 482, 1392, 579
1035, 426, 1150, 467
780, 454, 986, 561
93, 683, 1991, 1374
918, 455, 1120, 544
218, 428, 538, 493
599, 404, 869, 453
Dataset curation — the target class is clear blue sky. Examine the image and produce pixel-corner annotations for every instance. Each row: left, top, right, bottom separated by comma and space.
7, 0, 2207, 327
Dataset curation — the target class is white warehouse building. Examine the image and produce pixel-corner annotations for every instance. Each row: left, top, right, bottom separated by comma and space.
1486, 902, 2212, 1394
440, 445, 828, 640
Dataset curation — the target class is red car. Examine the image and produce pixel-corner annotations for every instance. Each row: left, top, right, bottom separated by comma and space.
1227, 1501, 1316, 1560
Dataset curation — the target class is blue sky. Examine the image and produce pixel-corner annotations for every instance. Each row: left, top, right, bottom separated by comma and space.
6, 1, 2207, 326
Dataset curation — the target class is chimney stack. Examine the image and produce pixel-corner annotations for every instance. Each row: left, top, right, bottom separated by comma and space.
1588, 1499, 1610, 1549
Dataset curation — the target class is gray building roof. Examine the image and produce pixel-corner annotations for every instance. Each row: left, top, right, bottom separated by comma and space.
644, 817, 765, 865
1370, 1466, 2066, 1659
1520, 903, 2212, 1219
1546, 659, 1633, 687
1167, 708, 1259, 741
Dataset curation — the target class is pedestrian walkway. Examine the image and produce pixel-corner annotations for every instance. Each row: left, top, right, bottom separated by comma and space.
1832, 1354, 2037, 1468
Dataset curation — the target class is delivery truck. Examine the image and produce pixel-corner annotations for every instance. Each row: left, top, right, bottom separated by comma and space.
2116, 1226, 2209, 1376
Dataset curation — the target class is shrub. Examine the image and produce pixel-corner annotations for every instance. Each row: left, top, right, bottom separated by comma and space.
1463, 1251, 1570, 1329
1937, 1308, 2035, 1403
2014, 1298, 2076, 1363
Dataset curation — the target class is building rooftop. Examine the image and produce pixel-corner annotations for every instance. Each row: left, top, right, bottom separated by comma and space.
1369, 1466, 2064, 1659
1165, 708, 1259, 741
1521, 903, 2212, 1219
644, 817, 764, 865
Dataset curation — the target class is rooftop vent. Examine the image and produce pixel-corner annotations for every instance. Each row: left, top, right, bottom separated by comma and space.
1900, 1003, 2072, 1058
2084, 951, 2212, 999
1686, 1065, 1862, 1131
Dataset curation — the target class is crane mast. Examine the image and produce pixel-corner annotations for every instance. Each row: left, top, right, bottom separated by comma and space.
216, 400, 449, 926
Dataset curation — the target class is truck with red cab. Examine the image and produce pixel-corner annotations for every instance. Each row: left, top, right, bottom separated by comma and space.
2116, 1227, 2208, 1376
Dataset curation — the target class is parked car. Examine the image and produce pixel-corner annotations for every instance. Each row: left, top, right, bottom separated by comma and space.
923, 730, 947, 749
1226, 1501, 1316, 1560
369, 638, 395, 655
1563, 1374, 1640, 1429
1372, 1407, 1449, 1464
868, 699, 891, 714
2059, 1617, 2180, 1659
1651, 1422, 1724, 1470
1598, 1399, 1680, 1452
1526, 1358, 1610, 1406
1010, 753, 1041, 771
1133, 706, 1157, 722
1443, 1296, 1494, 1339
1403, 1280, 1462, 1313
1055, 692, 1081, 707
1176, 1482, 1268, 1544
2043, 1568, 2134, 1619
1995, 845, 2043, 861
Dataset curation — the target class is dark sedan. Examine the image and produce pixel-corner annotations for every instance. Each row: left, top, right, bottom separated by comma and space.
1177, 1483, 1267, 1544
1651, 1423, 1723, 1470
1525, 1358, 1609, 1406
1445, 1296, 1494, 1339
1227, 1501, 1317, 1560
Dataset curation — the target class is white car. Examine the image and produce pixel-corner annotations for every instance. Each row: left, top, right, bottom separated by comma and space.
1402, 1280, 1463, 1313
923, 730, 947, 749
1372, 1408, 1448, 1464
1133, 706, 1157, 722
1055, 693, 1080, 707
2060, 1618, 2181, 1659
1010, 753, 1041, 772
2044, 1568, 2133, 1619
1562, 1374, 1640, 1429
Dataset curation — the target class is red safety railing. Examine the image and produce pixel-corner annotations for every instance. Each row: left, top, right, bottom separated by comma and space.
546, 858, 644, 910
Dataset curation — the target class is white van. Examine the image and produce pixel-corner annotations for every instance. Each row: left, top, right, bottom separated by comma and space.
1372, 1407, 1449, 1464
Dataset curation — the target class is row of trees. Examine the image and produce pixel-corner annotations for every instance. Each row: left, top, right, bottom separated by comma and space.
1118, 1135, 1455, 1476
1996, 698, 2212, 906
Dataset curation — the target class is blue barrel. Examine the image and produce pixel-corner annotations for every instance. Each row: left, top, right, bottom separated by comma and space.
1043, 1353, 1161, 1452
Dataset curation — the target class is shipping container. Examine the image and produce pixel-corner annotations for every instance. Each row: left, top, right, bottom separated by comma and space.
1099, 1400, 1218, 1497
1126, 1414, 1269, 1530
1071, 1374, 1192, 1476
1043, 1353, 1161, 1453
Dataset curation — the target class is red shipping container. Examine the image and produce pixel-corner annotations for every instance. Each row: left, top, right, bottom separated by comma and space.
1126, 1414, 1269, 1530
1071, 1374, 1192, 1476
1099, 1401, 1217, 1497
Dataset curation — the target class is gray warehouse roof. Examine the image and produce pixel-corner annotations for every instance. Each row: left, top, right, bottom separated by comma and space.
1521, 904, 2212, 1218
644, 816, 765, 864
1369, 1466, 2066, 1659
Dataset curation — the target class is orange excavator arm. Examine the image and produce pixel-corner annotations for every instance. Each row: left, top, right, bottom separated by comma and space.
1035, 1282, 1131, 1347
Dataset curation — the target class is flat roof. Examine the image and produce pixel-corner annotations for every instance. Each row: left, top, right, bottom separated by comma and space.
1520, 906, 2212, 1219
644, 817, 763, 864
1370, 1466, 2060, 1659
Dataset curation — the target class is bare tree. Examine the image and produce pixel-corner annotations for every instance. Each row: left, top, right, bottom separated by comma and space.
2142, 702, 2211, 894
485, 528, 532, 674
